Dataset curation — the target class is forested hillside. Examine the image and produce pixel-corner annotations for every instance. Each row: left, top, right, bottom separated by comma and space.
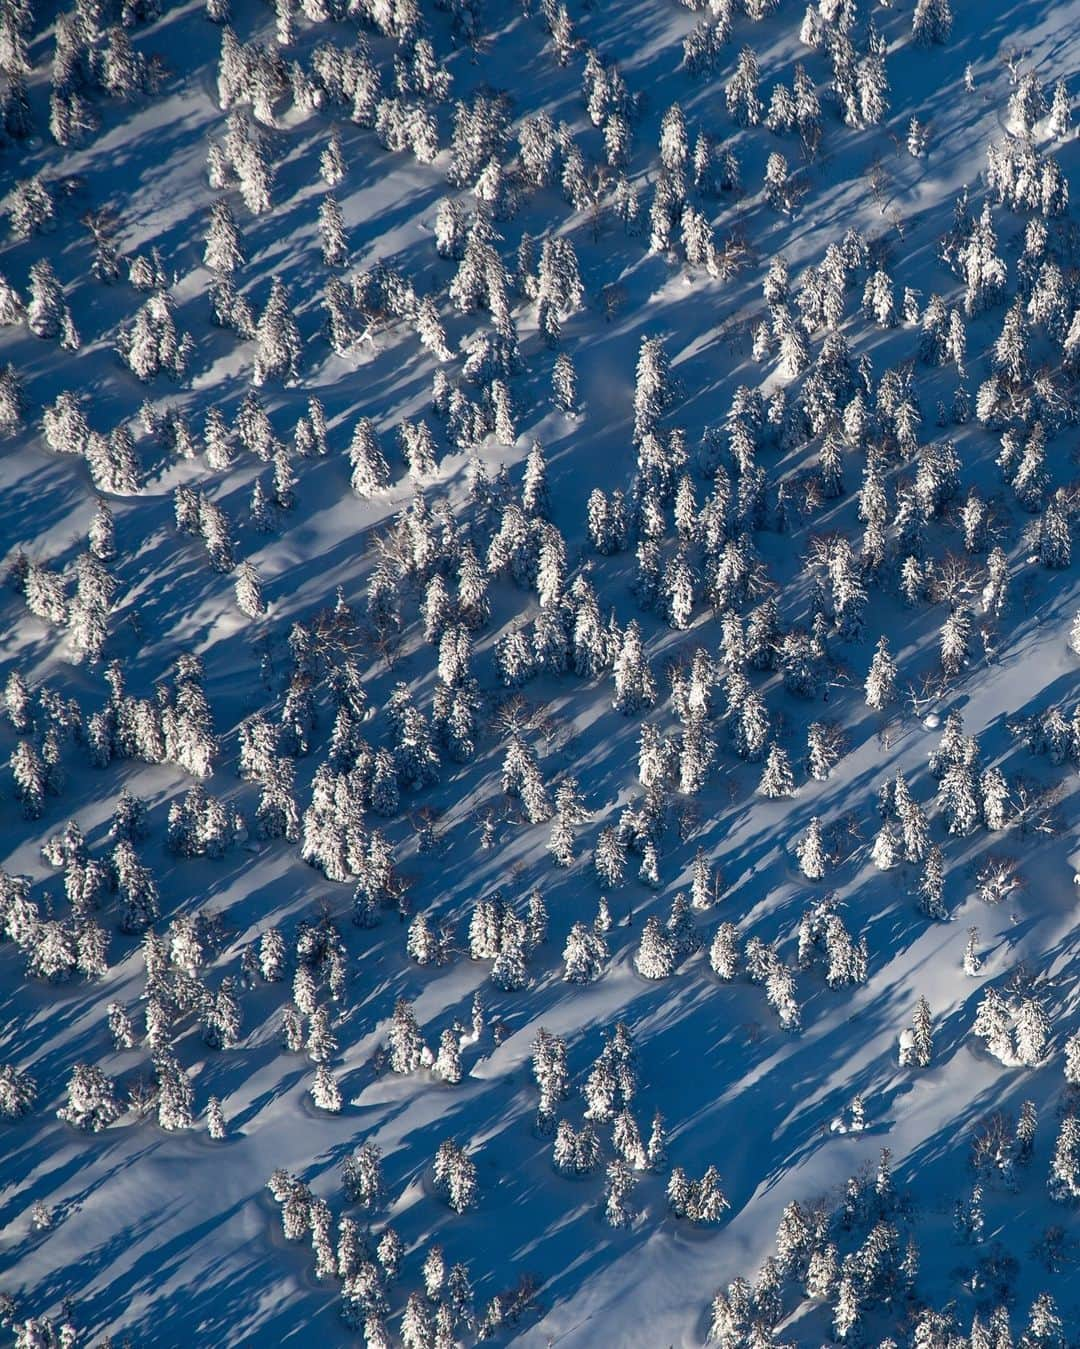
1, 0, 1080, 1344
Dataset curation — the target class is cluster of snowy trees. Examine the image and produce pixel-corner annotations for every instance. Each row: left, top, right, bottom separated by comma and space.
0, 862, 108, 983
166, 784, 245, 858
266, 1140, 532, 1344
532, 1021, 690, 1230
706, 1143, 1066, 1349
2, 0, 1080, 1337
972, 985, 1049, 1068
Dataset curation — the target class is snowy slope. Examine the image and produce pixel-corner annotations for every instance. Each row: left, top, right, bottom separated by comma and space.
1, 0, 1080, 1345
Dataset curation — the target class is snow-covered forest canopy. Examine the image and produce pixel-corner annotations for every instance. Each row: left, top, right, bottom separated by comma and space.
1, 0, 1080, 1342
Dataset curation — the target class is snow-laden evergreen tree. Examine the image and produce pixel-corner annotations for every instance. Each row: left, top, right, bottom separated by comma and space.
433, 1140, 478, 1213
939, 606, 972, 677
871, 824, 901, 870
311, 1063, 342, 1112
198, 1093, 225, 1140
690, 1166, 730, 1225
758, 743, 795, 798
899, 996, 934, 1068
57, 1062, 122, 1131
1038, 497, 1072, 570
635, 915, 675, 979
864, 635, 897, 710
663, 547, 697, 630
342, 1141, 386, 1212
1013, 1099, 1038, 1168
279, 1005, 303, 1054
204, 197, 245, 274
0, 1062, 37, 1120
1049, 1115, 1080, 1200
548, 776, 589, 866
685, 848, 716, 911
319, 127, 346, 186
708, 922, 739, 981
551, 350, 578, 414
400, 1292, 432, 1349
554, 1120, 601, 1177
796, 817, 828, 881
253, 277, 301, 384
502, 733, 551, 822
1015, 997, 1049, 1067
111, 839, 161, 932
664, 894, 697, 960
103, 998, 136, 1051
0, 361, 24, 437
726, 45, 761, 126
532, 1028, 569, 1133
388, 997, 424, 1074
86, 499, 117, 566
636, 839, 660, 888
632, 336, 672, 443
348, 418, 390, 497
312, 187, 347, 269
612, 620, 656, 714
973, 987, 1014, 1064
406, 912, 443, 967
0, 267, 25, 334
432, 1028, 462, 1085
563, 920, 608, 983
234, 560, 266, 617
603, 1158, 636, 1228
916, 844, 947, 920
307, 1006, 338, 1064
11, 740, 47, 819
491, 912, 530, 991
592, 895, 614, 940
150, 1046, 195, 1133
593, 825, 626, 888
8, 174, 55, 240
399, 418, 438, 479
24, 559, 69, 628
254, 925, 286, 984
912, 0, 953, 46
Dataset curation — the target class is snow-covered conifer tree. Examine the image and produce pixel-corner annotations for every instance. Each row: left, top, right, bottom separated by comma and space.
912, 0, 953, 46
433, 1140, 478, 1213
612, 621, 656, 714
388, 997, 424, 1074
865, 636, 897, 710
319, 128, 346, 185
1015, 997, 1049, 1067
311, 1063, 343, 1112
343, 1141, 387, 1212
594, 826, 626, 887
796, 817, 828, 880
57, 1063, 121, 1131
759, 743, 795, 798
635, 916, 675, 980
1049, 1116, 1080, 1200
433, 1029, 462, 1085
726, 46, 761, 126
563, 921, 607, 983
253, 278, 301, 384
319, 193, 348, 268
709, 923, 739, 981
348, 418, 390, 497
204, 197, 245, 274
973, 987, 1014, 1064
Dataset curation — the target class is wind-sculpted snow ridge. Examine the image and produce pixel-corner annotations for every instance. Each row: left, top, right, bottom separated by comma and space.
1, 0, 1080, 1344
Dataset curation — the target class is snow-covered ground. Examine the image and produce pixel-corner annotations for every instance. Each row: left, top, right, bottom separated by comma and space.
2, 0, 1080, 1344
